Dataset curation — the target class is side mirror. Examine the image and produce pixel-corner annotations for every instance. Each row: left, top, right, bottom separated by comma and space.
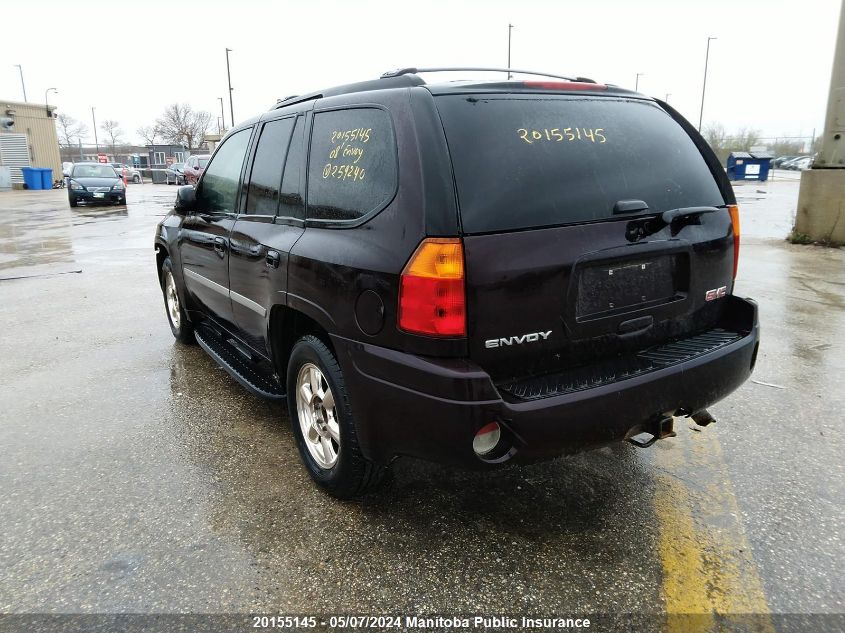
175, 185, 196, 214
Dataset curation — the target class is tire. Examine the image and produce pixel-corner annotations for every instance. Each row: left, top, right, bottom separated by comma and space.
132, 175, 140, 183
160, 256, 195, 344
69, 196, 77, 208
287, 335, 387, 498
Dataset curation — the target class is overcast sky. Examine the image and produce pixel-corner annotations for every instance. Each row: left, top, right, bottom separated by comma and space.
1, 0, 840, 146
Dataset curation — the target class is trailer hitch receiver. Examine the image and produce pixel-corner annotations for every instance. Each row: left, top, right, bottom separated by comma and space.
627, 415, 677, 448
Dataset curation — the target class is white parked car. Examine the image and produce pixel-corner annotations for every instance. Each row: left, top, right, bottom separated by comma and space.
790, 156, 813, 171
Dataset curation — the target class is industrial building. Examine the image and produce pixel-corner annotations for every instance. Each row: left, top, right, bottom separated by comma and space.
0, 99, 62, 187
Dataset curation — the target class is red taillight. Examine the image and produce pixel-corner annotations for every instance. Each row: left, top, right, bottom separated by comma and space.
523, 81, 607, 91
398, 238, 466, 337
728, 204, 740, 279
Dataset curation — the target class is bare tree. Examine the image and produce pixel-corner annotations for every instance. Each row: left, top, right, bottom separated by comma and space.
703, 123, 727, 152
156, 103, 212, 150
733, 127, 762, 152
769, 139, 804, 158
703, 124, 763, 163
100, 119, 124, 157
137, 124, 161, 146
56, 113, 89, 148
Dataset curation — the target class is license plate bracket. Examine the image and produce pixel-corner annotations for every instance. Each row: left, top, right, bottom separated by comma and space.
576, 255, 677, 319
93, 192, 105, 198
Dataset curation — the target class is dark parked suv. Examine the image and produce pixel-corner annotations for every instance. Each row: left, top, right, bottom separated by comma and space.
154, 68, 759, 498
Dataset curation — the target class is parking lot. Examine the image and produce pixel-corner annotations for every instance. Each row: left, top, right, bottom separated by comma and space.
0, 178, 843, 630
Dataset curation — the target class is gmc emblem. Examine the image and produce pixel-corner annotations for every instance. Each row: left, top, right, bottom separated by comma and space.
705, 286, 727, 301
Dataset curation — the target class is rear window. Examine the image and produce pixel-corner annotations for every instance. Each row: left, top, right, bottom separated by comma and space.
435, 95, 724, 233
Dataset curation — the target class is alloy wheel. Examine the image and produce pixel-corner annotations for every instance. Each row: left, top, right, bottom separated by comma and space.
165, 271, 180, 329
296, 363, 340, 469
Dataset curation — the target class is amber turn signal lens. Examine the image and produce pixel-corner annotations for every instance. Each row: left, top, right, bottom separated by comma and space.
728, 204, 740, 279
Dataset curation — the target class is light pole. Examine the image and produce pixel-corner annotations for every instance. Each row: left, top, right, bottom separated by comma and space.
507, 24, 514, 79
14, 64, 27, 102
225, 48, 234, 125
635, 72, 644, 91
45, 88, 57, 117
218, 97, 226, 132
91, 107, 99, 153
698, 36, 717, 132
665, 93, 671, 103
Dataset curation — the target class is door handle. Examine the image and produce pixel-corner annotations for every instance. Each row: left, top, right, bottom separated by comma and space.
266, 250, 281, 269
213, 237, 226, 255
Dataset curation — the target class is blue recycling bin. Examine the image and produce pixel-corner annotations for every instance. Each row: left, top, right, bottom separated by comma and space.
21, 167, 42, 190
40, 168, 53, 189
727, 152, 773, 182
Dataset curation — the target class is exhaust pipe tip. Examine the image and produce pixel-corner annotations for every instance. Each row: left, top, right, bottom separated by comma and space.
691, 409, 716, 427
473, 422, 501, 456
473, 421, 517, 463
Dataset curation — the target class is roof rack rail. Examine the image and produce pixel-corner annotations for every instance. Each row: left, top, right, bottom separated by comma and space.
381, 67, 595, 83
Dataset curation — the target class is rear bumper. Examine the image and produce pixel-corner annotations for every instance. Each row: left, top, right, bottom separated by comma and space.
333, 295, 759, 466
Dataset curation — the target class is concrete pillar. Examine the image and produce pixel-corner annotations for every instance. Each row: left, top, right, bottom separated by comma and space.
794, 0, 845, 243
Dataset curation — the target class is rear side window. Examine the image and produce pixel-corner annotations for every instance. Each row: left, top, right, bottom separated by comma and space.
435, 95, 724, 233
245, 117, 295, 215
307, 108, 397, 222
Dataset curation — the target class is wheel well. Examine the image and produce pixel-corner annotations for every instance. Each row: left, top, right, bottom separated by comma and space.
269, 306, 335, 382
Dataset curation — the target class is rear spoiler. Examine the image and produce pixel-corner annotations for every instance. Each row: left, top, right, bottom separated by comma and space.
655, 98, 736, 206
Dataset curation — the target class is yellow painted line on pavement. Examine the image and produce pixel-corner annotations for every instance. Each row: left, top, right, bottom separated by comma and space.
652, 425, 775, 633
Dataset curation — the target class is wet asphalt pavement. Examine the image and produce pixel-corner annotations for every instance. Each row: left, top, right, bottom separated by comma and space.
0, 178, 842, 631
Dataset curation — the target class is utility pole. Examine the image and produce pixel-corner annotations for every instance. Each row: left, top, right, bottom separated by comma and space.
225, 48, 234, 126
698, 36, 717, 132
795, 0, 845, 242
91, 107, 99, 153
14, 65, 27, 102
635, 72, 644, 91
507, 24, 514, 79
218, 97, 226, 131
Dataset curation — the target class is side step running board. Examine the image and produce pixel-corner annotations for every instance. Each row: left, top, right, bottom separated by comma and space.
195, 324, 286, 401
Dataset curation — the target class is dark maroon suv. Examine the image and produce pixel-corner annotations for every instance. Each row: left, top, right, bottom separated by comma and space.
154, 68, 759, 498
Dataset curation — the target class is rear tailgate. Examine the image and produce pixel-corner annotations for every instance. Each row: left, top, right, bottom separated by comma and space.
435, 93, 735, 381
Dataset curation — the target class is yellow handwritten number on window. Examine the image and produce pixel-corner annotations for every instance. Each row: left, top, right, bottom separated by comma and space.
517, 128, 607, 144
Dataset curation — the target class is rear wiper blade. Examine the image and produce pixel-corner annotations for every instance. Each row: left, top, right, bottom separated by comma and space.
661, 206, 719, 224
626, 206, 721, 242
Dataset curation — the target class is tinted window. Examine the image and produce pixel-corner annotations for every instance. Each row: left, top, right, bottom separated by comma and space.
279, 117, 305, 219
307, 108, 396, 222
435, 95, 724, 233
245, 118, 295, 215
197, 129, 251, 214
